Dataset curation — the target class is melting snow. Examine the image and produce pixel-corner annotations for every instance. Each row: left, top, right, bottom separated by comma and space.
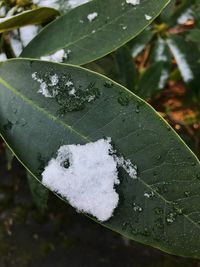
32, 72, 59, 97
42, 138, 137, 222
145, 14, 152, 21
158, 69, 169, 89
40, 49, 71, 63
87, 12, 98, 22
155, 38, 168, 62
0, 53, 7, 61
177, 9, 194, 25
132, 44, 145, 58
126, 0, 140, 5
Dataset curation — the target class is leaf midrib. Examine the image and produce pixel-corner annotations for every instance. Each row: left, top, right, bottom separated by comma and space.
1, 74, 200, 233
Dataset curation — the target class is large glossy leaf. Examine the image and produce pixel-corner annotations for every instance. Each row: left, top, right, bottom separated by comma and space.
0, 59, 200, 258
0, 8, 59, 33
21, 0, 170, 65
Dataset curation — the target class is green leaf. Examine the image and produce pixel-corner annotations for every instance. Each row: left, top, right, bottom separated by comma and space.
0, 8, 59, 33
21, 0, 170, 65
27, 171, 49, 212
0, 59, 199, 258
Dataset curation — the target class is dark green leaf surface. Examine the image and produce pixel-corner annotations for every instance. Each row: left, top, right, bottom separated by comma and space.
27, 171, 49, 212
21, 0, 170, 65
0, 59, 199, 258
0, 8, 59, 33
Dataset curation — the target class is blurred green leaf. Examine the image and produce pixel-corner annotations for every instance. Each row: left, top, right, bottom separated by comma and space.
0, 7, 59, 33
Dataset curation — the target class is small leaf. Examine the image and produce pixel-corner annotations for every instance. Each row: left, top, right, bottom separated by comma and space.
0, 7, 59, 33
21, 0, 170, 65
0, 59, 199, 258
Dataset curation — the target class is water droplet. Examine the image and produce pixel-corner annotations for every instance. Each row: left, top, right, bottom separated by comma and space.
118, 94, 130, 106
166, 213, 176, 224
133, 203, 143, 212
143, 227, 150, 236
153, 171, 158, 176
122, 222, 129, 231
61, 159, 70, 169
131, 228, 139, 235
33, 71, 100, 114
20, 118, 27, 127
156, 155, 161, 160
196, 173, 200, 180
135, 102, 140, 113
12, 107, 17, 114
3, 120, 13, 131
184, 191, 191, 197
154, 218, 164, 229
104, 81, 113, 88
144, 191, 154, 198
174, 207, 183, 215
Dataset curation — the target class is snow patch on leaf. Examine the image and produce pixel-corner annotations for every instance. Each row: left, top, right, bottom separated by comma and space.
42, 138, 137, 222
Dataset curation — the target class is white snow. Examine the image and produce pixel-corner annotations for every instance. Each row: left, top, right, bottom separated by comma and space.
10, 30, 23, 56
158, 69, 169, 89
42, 138, 137, 222
40, 49, 70, 63
33, 0, 90, 10
144, 191, 154, 198
155, 38, 167, 62
20, 25, 39, 47
87, 12, 98, 22
49, 74, 59, 86
126, 0, 140, 5
31, 72, 99, 103
145, 14, 152, 21
32, 0, 60, 9
132, 44, 145, 58
177, 8, 194, 25
167, 39, 194, 82
0, 6, 6, 17
68, 0, 90, 8
32, 72, 58, 98
0, 53, 7, 61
